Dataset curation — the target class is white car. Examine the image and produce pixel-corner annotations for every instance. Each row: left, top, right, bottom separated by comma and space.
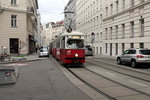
39, 48, 49, 57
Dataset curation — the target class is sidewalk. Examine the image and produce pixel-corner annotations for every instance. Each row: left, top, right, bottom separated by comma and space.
0, 53, 46, 64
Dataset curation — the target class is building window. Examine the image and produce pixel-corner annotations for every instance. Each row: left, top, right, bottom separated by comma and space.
141, 0, 145, 3
115, 25, 118, 39
110, 27, 112, 39
106, 7, 108, 16
105, 28, 108, 40
122, 24, 125, 38
123, 0, 125, 10
100, 14, 102, 21
131, 0, 134, 7
116, 43, 118, 55
110, 43, 112, 56
140, 43, 144, 48
97, 47, 98, 54
100, 14, 102, 25
100, 32, 102, 42
122, 43, 125, 53
97, 33, 99, 43
140, 18, 144, 37
11, 0, 17, 5
130, 21, 134, 38
11, 15, 17, 27
130, 43, 134, 48
110, 4, 113, 14
106, 43, 107, 54
116, 0, 119, 12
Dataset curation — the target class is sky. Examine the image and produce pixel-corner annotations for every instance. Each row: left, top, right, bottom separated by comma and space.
38, 0, 69, 25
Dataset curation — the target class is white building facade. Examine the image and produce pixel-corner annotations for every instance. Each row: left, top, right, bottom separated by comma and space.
76, 0, 103, 55
64, 0, 76, 30
65, 0, 150, 57
0, 0, 39, 54
102, 0, 150, 57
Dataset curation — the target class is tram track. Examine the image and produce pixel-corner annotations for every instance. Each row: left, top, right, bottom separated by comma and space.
67, 67, 116, 100
51, 55, 150, 99
91, 57, 150, 74
66, 66, 150, 99
86, 58, 150, 83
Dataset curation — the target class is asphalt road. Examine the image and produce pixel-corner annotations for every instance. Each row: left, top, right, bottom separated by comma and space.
0, 58, 91, 100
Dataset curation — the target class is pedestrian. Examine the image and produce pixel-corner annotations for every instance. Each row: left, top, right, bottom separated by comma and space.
35, 47, 38, 53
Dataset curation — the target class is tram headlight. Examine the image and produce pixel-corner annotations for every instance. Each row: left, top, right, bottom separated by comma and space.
75, 54, 78, 57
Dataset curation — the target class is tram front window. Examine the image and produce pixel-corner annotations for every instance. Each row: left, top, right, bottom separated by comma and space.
67, 39, 84, 49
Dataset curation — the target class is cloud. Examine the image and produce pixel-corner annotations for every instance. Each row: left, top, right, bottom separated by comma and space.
41, 13, 64, 24
38, 0, 69, 24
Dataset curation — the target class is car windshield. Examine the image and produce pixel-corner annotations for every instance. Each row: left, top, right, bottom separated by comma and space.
67, 39, 84, 49
140, 50, 150, 55
40, 48, 48, 52
87, 48, 92, 51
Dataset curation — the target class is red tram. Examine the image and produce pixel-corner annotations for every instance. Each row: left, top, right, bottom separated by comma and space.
50, 31, 85, 66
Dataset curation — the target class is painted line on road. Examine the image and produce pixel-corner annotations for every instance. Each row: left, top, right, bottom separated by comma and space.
105, 72, 115, 76
129, 80, 148, 87
4, 63, 28, 66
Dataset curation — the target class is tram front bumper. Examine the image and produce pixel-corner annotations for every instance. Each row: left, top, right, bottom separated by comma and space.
65, 57, 85, 64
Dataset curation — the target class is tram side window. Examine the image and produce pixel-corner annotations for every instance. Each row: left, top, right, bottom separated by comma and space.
61, 37, 65, 49
56, 40, 60, 48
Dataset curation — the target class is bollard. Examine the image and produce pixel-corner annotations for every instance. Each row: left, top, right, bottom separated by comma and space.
0, 66, 19, 86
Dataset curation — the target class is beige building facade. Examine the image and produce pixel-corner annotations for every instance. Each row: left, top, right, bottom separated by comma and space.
67, 0, 150, 57
42, 21, 64, 46
0, 0, 39, 54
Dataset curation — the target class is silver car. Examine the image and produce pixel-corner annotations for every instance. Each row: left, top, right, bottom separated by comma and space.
85, 47, 94, 56
39, 48, 49, 57
117, 48, 150, 68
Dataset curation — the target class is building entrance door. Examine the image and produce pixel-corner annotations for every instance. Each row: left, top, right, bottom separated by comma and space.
10, 38, 19, 53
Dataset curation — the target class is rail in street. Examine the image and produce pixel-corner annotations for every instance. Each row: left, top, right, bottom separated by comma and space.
52, 56, 150, 100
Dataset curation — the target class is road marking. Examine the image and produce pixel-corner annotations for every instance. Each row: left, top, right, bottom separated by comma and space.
129, 80, 148, 87
4, 63, 28, 66
105, 72, 115, 76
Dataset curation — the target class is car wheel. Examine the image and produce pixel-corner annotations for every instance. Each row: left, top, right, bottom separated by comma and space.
117, 58, 122, 64
131, 60, 136, 68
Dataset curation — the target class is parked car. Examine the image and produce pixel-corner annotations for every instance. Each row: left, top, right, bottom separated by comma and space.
85, 45, 94, 56
39, 47, 49, 57
117, 48, 150, 68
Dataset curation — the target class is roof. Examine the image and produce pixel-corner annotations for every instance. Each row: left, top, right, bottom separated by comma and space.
127, 48, 150, 50
60, 31, 85, 37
